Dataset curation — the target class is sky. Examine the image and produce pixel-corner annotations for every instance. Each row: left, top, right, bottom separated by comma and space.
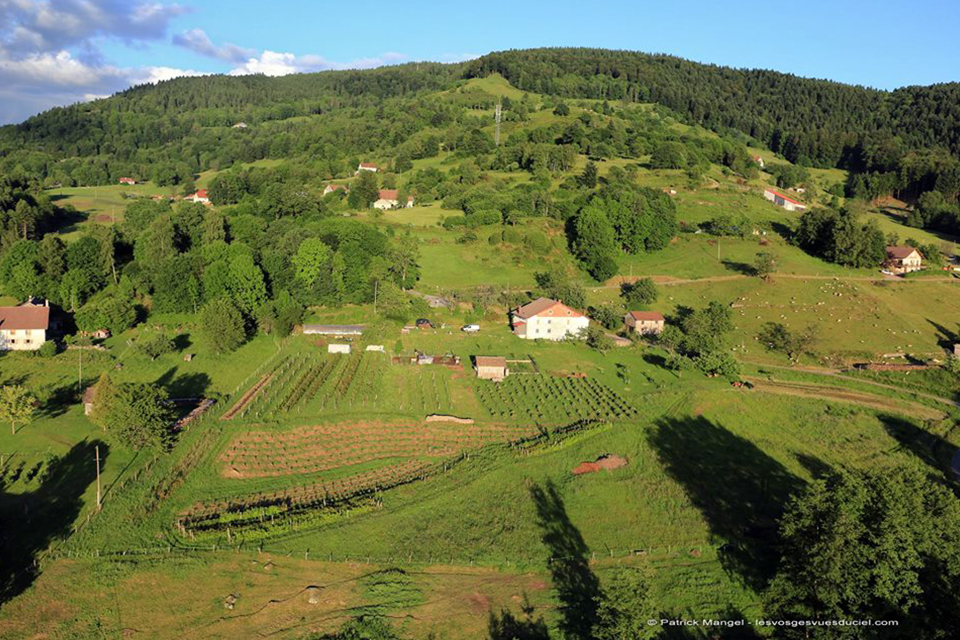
1, 0, 959, 125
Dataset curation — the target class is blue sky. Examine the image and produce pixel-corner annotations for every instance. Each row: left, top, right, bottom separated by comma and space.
2, 0, 959, 124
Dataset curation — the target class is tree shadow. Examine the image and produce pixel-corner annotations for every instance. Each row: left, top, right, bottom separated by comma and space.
926, 319, 958, 350
769, 221, 794, 242
35, 382, 83, 419
793, 453, 833, 480
721, 260, 756, 276
172, 333, 191, 351
488, 596, 551, 640
530, 480, 600, 640
0, 439, 106, 604
166, 372, 211, 399
648, 417, 803, 590
879, 414, 956, 489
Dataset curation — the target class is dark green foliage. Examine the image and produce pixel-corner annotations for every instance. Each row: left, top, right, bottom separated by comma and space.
593, 566, 657, 640
578, 161, 598, 188
589, 302, 625, 330
765, 467, 960, 638
758, 322, 818, 362
95, 382, 176, 451
314, 616, 403, 640
199, 298, 247, 354
75, 289, 137, 335
573, 204, 618, 281
795, 207, 886, 268
753, 252, 776, 279
134, 333, 175, 360
36, 340, 57, 357
534, 271, 586, 309
619, 278, 657, 306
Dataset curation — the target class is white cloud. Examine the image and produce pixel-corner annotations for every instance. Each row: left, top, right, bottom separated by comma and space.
0, 0, 187, 54
172, 28, 255, 63
228, 50, 409, 76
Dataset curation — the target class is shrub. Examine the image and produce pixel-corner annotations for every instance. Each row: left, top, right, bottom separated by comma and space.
36, 340, 58, 357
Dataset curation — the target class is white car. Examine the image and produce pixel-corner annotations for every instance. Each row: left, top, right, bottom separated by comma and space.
461, 324, 480, 333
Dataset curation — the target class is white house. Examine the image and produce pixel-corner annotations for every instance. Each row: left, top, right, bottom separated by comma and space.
511, 297, 589, 341
232, 122, 248, 129
185, 189, 211, 205
373, 189, 414, 210
0, 303, 49, 351
884, 246, 924, 274
752, 155, 765, 168
763, 188, 806, 212
356, 162, 379, 174
625, 311, 665, 336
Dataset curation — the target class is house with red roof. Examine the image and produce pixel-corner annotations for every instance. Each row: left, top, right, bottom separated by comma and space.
884, 246, 924, 274
323, 184, 349, 196
0, 303, 50, 351
763, 188, 806, 212
118, 177, 137, 185
356, 162, 379, 174
373, 189, 414, 210
511, 297, 589, 341
185, 189, 211, 205
752, 155, 765, 168
625, 311, 665, 336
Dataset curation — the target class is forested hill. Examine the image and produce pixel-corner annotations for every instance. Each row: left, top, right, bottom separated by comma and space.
1, 47, 959, 196
465, 48, 960, 166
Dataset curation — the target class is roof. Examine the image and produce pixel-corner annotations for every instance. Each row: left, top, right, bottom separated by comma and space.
764, 188, 802, 205
514, 297, 584, 320
378, 189, 399, 200
886, 246, 923, 260
325, 184, 348, 191
475, 356, 507, 368
628, 311, 665, 322
191, 189, 208, 199
0, 305, 50, 331
358, 162, 379, 169
302, 324, 365, 334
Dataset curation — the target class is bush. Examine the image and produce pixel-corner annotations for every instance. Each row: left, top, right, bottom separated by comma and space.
502, 227, 522, 243
36, 340, 57, 357
523, 230, 551, 254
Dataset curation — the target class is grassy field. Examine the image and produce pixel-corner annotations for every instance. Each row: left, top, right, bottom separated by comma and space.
5, 73, 960, 639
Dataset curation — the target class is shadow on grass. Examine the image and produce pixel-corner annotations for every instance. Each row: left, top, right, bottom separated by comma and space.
879, 414, 956, 489
0, 439, 105, 605
648, 416, 804, 590
927, 319, 958, 351
530, 479, 600, 640
721, 260, 756, 276
488, 596, 550, 640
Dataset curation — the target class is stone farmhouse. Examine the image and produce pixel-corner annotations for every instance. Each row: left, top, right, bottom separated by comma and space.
511, 297, 589, 341
625, 311, 665, 335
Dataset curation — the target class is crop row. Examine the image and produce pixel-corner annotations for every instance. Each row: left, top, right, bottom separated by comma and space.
476, 375, 637, 423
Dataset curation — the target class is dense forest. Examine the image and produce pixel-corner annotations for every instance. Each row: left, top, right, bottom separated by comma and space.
1, 47, 959, 217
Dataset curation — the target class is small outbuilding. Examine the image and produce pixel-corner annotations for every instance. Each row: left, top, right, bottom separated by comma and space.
328, 344, 351, 354
475, 356, 509, 381
303, 324, 365, 336
625, 311, 665, 336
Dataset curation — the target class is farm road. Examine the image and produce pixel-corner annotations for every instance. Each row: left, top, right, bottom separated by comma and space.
743, 362, 960, 409
595, 273, 960, 289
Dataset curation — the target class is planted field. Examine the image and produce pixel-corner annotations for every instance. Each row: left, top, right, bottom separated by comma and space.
220, 421, 536, 478
475, 374, 638, 424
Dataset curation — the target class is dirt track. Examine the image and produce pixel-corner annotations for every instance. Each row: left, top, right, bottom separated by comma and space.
743, 377, 947, 421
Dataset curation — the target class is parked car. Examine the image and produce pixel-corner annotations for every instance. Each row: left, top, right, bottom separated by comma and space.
415, 318, 434, 329
461, 324, 480, 333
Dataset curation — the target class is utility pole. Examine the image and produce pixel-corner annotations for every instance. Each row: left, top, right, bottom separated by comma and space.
373, 280, 379, 315
494, 98, 502, 147
78, 346, 82, 392
95, 445, 102, 511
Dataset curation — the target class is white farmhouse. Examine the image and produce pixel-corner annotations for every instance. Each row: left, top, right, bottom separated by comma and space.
511, 297, 589, 341
373, 189, 414, 210
0, 303, 50, 351
356, 162, 379, 174
763, 188, 806, 212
